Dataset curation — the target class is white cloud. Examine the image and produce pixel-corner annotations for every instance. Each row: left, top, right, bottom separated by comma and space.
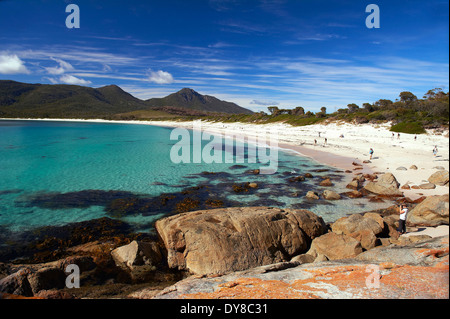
44, 57, 74, 75
59, 74, 92, 85
43, 76, 59, 84
17, 47, 138, 66
0, 53, 30, 74
250, 100, 280, 106
148, 70, 174, 84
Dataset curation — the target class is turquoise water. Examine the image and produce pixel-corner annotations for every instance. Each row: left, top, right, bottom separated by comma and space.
0, 120, 387, 234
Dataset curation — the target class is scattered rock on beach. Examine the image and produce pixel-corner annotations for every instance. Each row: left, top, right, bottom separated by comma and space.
288, 176, 305, 183
343, 190, 363, 198
346, 179, 360, 190
428, 170, 449, 187
319, 178, 333, 186
27, 267, 66, 295
307, 232, 363, 260
419, 183, 436, 189
364, 173, 403, 196
305, 191, 320, 200
0, 269, 33, 297
331, 214, 383, 237
407, 194, 449, 227
322, 190, 341, 200
111, 240, 163, 271
348, 229, 377, 250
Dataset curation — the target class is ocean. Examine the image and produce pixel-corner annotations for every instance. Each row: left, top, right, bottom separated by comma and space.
0, 120, 388, 236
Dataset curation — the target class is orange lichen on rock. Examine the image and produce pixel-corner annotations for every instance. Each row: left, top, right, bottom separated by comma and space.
379, 264, 449, 299
181, 277, 321, 299
0, 292, 43, 299
180, 262, 449, 299
415, 247, 449, 259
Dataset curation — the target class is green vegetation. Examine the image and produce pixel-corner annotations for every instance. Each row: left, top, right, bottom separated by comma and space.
0, 81, 252, 119
390, 122, 426, 134
203, 88, 449, 133
146, 88, 252, 115
0, 80, 448, 132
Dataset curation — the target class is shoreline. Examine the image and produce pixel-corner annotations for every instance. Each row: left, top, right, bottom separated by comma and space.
2, 117, 448, 199
1, 117, 448, 300
0, 117, 376, 172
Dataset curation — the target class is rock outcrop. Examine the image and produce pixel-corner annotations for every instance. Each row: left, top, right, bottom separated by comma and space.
322, 190, 341, 200
306, 232, 363, 260
155, 207, 327, 275
111, 240, 163, 270
331, 213, 384, 237
150, 236, 449, 299
111, 240, 164, 282
407, 194, 449, 226
364, 173, 403, 196
428, 170, 449, 187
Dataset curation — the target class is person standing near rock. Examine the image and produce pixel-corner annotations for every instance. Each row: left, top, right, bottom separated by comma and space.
369, 148, 374, 160
397, 204, 408, 235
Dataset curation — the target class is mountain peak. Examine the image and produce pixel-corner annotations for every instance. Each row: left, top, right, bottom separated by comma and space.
177, 88, 200, 97
146, 88, 253, 114
98, 84, 123, 91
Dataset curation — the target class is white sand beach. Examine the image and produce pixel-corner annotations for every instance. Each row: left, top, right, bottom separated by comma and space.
139, 119, 449, 198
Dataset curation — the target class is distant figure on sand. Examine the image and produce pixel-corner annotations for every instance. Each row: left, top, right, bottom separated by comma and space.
433, 146, 438, 157
314, 139, 317, 146
397, 133, 400, 139
414, 135, 417, 141
397, 205, 408, 235
324, 138, 327, 145
369, 148, 374, 160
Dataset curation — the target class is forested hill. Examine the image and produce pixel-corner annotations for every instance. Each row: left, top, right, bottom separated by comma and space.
201, 88, 449, 134
0, 80, 253, 119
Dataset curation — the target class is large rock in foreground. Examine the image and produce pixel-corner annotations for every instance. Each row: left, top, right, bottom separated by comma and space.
155, 207, 327, 275
364, 173, 403, 196
149, 236, 449, 299
407, 194, 449, 227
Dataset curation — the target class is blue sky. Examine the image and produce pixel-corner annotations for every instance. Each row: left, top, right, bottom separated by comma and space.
0, 0, 448, 112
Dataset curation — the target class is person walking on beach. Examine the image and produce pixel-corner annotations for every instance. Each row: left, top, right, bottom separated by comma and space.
433, 146, 438, 157
369, 148, 374, 160
314, 139, 317, 146
397, 204, 408, 235
324, 138, 327, 145
397, 133, 400, 139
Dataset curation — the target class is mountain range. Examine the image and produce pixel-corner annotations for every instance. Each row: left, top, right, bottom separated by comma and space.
0, 80, 252, 119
